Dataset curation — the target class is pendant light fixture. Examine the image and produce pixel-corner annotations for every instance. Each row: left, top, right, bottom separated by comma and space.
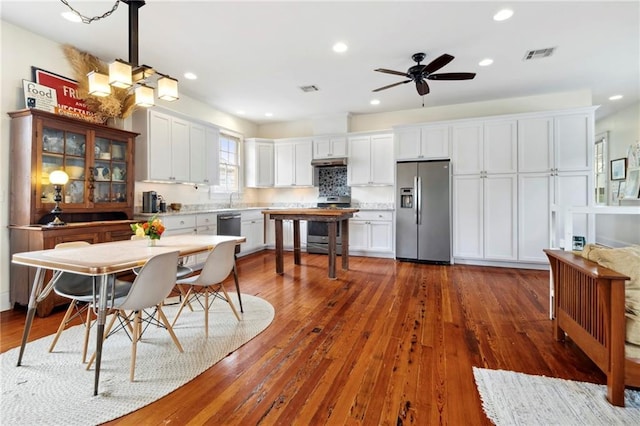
87, 71, 111, 97
75, 1, 179, 107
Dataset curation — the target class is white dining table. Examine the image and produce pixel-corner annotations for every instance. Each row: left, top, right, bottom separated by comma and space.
11, 234, 245, 395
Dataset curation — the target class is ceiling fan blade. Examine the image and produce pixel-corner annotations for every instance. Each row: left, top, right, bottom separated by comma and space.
415, 80, 430, 96
422, 54, 454, 74
374, 68, 410, 77
427, 72, 476, 80
372, 80, 412, 92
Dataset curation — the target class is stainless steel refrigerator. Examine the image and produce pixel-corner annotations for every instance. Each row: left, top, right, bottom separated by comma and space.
396, 160, 451, 264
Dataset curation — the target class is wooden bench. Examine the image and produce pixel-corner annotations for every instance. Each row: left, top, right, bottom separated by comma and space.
544, 249, 640, 406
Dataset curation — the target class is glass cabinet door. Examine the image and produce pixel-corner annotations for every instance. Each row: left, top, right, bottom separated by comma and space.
41, 128, 86, 205
92, 137, 128, 204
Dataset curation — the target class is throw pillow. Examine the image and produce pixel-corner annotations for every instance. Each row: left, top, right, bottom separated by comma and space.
581, 244, 640, 346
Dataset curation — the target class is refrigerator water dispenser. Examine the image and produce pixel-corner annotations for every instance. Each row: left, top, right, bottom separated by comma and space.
400, 188, 413, 208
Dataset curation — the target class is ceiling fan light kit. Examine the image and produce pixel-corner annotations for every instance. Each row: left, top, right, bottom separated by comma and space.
373, 52, 476, 97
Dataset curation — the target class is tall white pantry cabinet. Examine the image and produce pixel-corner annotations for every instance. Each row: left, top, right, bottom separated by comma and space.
395, 106, 596, 266
451, 119, 518, 261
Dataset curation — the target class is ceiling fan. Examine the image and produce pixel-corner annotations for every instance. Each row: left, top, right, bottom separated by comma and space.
373, 52, 476, 96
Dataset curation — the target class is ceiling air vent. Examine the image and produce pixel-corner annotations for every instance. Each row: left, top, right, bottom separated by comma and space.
523, 47, 555, 61
299, 85, 319, 92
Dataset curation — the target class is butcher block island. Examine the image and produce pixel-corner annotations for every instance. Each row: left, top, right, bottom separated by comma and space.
263, 208, 359, 279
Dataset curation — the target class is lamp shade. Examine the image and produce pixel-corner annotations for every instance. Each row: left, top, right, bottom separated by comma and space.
49, 170, 69, 185
109, 59, 132, 89
157, 76, 179, 101
135, 84, 155, 107
87, 71, 111, 97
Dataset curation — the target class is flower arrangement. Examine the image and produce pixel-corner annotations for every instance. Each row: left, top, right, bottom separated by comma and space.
131, 215, 166, 240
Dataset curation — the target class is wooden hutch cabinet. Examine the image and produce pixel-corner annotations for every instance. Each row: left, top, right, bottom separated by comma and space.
8, 109, 139, 316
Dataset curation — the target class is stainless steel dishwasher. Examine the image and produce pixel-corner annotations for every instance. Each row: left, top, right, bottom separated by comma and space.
217, 212, 241, 254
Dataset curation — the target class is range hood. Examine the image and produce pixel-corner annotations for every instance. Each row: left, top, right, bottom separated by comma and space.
311, 157, 348, 167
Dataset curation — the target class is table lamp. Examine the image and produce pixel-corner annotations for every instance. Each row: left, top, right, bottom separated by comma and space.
48, 170, 69, 227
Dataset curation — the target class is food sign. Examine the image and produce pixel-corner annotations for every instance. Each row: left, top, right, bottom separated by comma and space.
32, 67, 102, 123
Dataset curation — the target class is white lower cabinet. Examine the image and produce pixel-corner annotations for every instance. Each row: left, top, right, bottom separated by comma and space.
240, 210, 264, 255
161, 215, 197, 237
518, 171, 589, 262
453, 174, 517, 261
195, 213, 217, 263
160, 214, 198, 267
349, 211, 393, 257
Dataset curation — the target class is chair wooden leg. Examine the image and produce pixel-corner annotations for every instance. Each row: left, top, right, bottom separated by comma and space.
48, 300, 77, 352
171, 287, 193, 327
82, 306, 93, 363
130, 311, 141, 382
176, 284, 194, 312
157, 306, 183, 352
220, 284, 241, 321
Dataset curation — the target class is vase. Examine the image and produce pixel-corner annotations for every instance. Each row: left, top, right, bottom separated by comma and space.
106, 117, 125, 129
147, 237, 158, 247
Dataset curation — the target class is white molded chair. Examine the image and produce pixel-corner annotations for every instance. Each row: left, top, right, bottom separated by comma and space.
48, 241, 132, 363
172, 240, 241, 337
87, 250, 183, 381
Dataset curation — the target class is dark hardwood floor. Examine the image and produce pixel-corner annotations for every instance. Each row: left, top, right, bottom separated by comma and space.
0, 251, 605, 425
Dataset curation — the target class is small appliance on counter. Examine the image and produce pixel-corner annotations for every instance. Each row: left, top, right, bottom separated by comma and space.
142, 191, 158, 213
158, 195, 167, 213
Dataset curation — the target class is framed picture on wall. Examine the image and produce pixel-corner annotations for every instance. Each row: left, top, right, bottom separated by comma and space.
623, 169, 640, 198
610, 157, 627, 180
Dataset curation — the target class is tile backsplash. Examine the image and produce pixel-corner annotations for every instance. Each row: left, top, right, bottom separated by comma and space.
318, 166, 350, 197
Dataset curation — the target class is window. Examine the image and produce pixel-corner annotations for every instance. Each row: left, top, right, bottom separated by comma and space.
214, 133, 241, 193
594, 132, 608, 205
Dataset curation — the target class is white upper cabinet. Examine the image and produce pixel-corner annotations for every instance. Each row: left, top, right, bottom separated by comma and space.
244, 138, 274, 188
312, 135, 347, 159
274, 138, 313, 187
451, 122, 484, 175
133, 109, 219, 184
395, 124, 450, 160
348, 133, 394, 186
554, 113, 592, 171
170, 117, 190, 182
189, 124, 219, 185
518, 111, 592, 173
451, 119, 517, 175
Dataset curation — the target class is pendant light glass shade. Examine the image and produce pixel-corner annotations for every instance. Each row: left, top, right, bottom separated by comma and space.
134, 84, 155, 107
87, 71, 111, 97
157, 76, 179, 101
108, 59, 132, 89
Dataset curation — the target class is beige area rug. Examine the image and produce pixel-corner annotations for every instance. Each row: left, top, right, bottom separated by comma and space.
473, 367, 640, 425
1, 294, 274, 425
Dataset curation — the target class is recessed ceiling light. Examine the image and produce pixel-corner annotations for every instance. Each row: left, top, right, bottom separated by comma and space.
479, 58, 494, 66
61, 11, 82, 23
333, 42, 348, 53
493, 9, 514, 21
183, 72, 197, 80
370, 99, 380, 105
609, 95, 623, 101
265, 112, 273, 117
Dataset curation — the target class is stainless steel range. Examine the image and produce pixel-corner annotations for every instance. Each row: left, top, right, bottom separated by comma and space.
307, 195, 351, 255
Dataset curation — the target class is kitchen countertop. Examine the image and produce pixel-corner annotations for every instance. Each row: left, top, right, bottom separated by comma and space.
135, 204, 393, 218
